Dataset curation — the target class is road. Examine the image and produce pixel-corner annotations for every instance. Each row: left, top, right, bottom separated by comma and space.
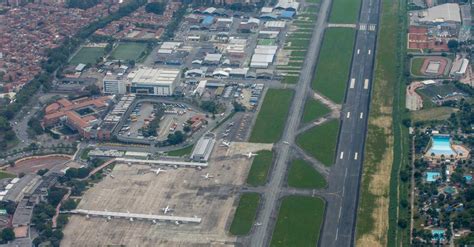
318, 0, 381, 244
248, 0, 334, 244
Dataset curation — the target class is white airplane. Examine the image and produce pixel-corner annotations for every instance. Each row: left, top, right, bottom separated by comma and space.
107, 216, 112, 221
175, 220, 180, 225
254, 222, 262, 226
283, 141, 290, 145
161, 205, 174, 214
150, 168, 166, 175
245, 152, 258, 159
129, 217, 134, 222
109, 174, 115, 179
202, 173, 214, 179
152, 219, 157, 224
220, 141, 231, 147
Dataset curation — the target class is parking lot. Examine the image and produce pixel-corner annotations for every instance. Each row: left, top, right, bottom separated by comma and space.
118, 101, 210, 142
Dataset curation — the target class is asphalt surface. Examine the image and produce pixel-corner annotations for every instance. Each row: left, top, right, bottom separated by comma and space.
248, 0, 334, 245
318, 0, 381, 244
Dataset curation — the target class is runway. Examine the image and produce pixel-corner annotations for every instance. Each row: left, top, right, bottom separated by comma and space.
318, 0, 381, 245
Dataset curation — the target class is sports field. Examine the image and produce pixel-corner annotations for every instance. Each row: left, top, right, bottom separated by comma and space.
229, 193, 261, 235
302, 98, 331, 123
287, 159, 326, 189
110, 42, 147, 61
296, 119, 340, 166
312, 28, 355, 103
246, 150, 273, 186
249, 89, 294, 143
270, 196, 325, 247
329, 0, 361, 24
69, 47, 105, 65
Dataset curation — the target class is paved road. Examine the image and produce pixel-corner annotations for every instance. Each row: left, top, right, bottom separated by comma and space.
318, 0, 381, 244
248, 0, 334, 245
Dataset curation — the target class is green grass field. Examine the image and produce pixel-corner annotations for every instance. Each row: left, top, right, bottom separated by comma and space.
249, 89, 294, 143
69, 47, 105, 65
312, 28, 355, 103
302, 98, 331, 123
258, 39, 276, 45
329, 0, 361, 23
287, 159, 327, 189
246, 150, 273, 186
110, 42, 147, 61
270, 196, 325, 247
291, 50, 307, 57
287, 38, 311, 48
229, 193, 261, 235
0, 171, 16, 179
282, 75, 299, 84
410, 57, 425, 76
167, 145, 193, 157
297, 119, 340, 166
411, 107, 457, 122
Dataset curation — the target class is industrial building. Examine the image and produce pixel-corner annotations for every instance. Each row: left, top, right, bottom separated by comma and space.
128, 68, 180, 96
191, 134, 216, 162
415, 3, 461, 25
250, 45, 278, 68
450, 58, 469, 78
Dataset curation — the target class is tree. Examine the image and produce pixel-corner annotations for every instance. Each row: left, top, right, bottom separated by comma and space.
1, 228, 15, 242
447, 39, 459, 51
398, 219, 408, 229
145, 2, 165, 15
167, 131, 185, 145
200, 101, 217, 113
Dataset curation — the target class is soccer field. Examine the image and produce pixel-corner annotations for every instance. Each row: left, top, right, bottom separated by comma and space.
110, 42, 147, 61
69, 47, 105, 65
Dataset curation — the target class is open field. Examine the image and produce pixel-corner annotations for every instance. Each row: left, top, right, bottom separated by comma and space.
270, 196, 325, 247
246, 150, 273, 186
302, 98, 331, 123
249, 89, 294, 143
166, 145, 194, 157
296, 120, 340, 166
282, 75, 299, 84
110, 42, 147, 61
287, 159, 327, 189
356, 0, 403, 245
411, 107, 458, 122
329, 0, 362, 24
69, 47, 105, 65
62, 144, 262, 246
229, 193, 260, 235
312, 28, 356, 103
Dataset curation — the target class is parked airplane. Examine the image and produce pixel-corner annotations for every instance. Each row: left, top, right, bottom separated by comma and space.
150, 168, 166, 175
161, 205, 174, 214
283, 141, 290, 145
244, 152, 258, 159
220, 141, 231, 147
254, 222, 262, 226
202, 173, 214, 179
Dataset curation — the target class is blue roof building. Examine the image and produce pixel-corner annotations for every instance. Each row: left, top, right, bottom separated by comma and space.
202, 16, 215, 26
280, 10, 295, 19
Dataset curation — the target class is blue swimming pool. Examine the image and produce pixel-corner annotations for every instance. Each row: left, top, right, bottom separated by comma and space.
426, 172, 441, 182
428, 135, 456, 156
432, 229, 445, 241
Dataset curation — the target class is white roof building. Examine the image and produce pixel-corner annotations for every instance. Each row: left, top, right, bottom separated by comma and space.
264, 21, 286, 29
129, 68, 180, 96
417, 3, 461, 23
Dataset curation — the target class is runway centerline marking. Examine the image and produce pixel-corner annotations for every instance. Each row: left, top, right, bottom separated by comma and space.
360, 112, 364, 119
340, 152, 344, 159
364, 79, 369, 89
354, 152, 358, 160
346, 112, 351, 118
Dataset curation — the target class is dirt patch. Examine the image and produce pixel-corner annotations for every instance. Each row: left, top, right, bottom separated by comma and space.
8, 155, 70, 175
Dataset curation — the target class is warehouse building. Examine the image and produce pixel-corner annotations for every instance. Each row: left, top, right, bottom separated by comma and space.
250, 45, 278, 68
191, 134, 216, 162
128, 68, 180, 96
415, 3, 461, 25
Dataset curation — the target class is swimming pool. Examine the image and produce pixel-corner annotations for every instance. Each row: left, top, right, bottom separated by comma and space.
426, 172, 441, 182
428, 135, 456, 156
